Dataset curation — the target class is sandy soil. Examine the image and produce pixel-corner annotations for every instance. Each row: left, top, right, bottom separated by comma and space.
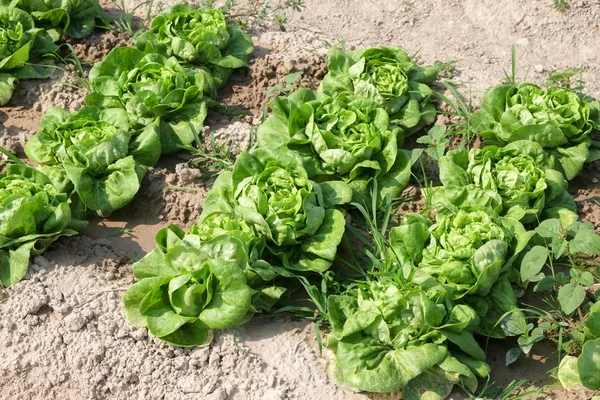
1, 1, 600, 399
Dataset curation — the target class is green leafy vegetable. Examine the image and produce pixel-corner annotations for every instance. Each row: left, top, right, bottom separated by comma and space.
432, 140, 577, 224
390, 210, 532, 338
200, 148, 351, 273
0, 163, 85, 287
0, 5, 57, 105
326, 278, 487, 396
471, 82, 600, 180
10, 0, 107, 40
123, 232, 253, 347
86, 47, 210, 154
24, 106, 161, 217
321, 46, 441, 136
419, 209, 529, 298
134, 5, 253, 89
189, 213, 287, 311
257, 88, 413, 205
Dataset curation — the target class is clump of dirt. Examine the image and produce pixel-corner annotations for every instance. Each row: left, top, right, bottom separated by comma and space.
0, 108, 36, 156
21, 68, 87, 113
397, 184, 427, 215
220, 50, 328, 118
204, 117, 254, 153
121, 161, 208, 227
67, 30, 131, 62
575, 189, 600, 233
569, 160, 600, 233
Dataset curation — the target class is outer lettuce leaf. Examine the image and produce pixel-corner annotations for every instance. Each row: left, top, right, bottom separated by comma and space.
578, 338, 600, 390
0, 73, 17, 105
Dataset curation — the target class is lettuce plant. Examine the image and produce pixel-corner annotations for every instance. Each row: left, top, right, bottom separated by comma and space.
122, 215, 289, 346
326, 278, 489, 397
0, 6, 57, 105
123, 229, 253, 347
257, 89, 413, 205
471, 82, 600, 180
189, 213, 287, 312
321, 46, 440, 136
390, 210, 532, 338
9, 0, 107, 39
24, 106, 161, 217
0, 163, 85, 287
432, 140, 577, 225
200, 148, 352, 273
86, 47, 211, 154
420, 209, 531, 297
134, 5, 253, 89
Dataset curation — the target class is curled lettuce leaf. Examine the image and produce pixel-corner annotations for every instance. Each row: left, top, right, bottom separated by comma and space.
326, 278, 487, 396
257, 88, 413, 205
200, 148, 351, 273
86, 47, 210, 154
24, 106, 161, 217
0, 6, 57, 105
431, 140, 577, 224
0, 163, 85, 287
134, 5, 253, 88
321, 46, 440, 136
123, 233, 253, 347
471, 83, 600, 180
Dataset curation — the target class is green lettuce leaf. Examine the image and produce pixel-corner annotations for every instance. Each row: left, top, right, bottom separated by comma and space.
87, 47, 211, 154
0, 163, 85, 287
0, 6, 57, 104
24, 106, 161, 216
321, 45, 441, 136
199, 148, 350, 273
134, 5, 253, 88
257, 88, 414, 205
472, 82, 600, 180
123, 235, 253, 347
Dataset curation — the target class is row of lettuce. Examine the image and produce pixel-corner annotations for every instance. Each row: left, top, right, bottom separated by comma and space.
2, 3, 600, 398
1, 5, 253, 286
123, 41, 600, 399
121, 46, 442, 345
